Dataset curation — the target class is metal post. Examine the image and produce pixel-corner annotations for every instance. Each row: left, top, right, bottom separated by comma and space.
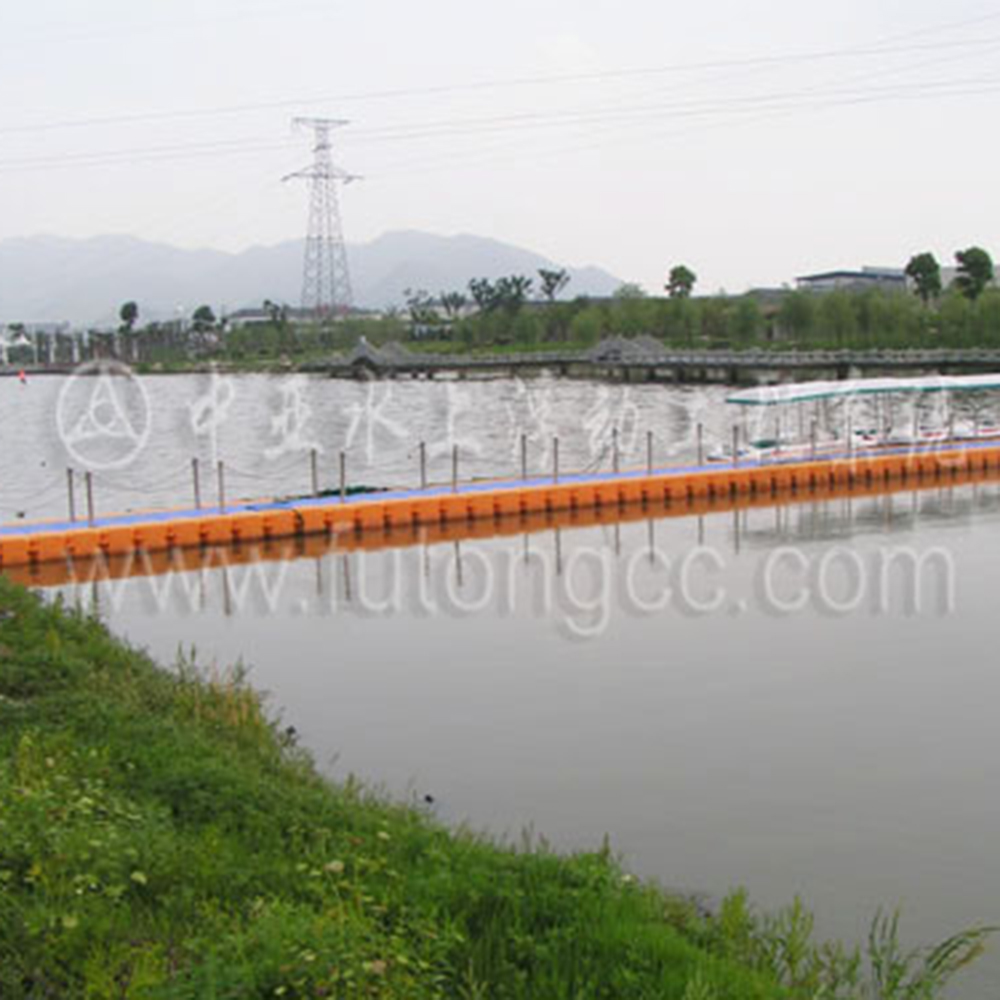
612, 427, 620, 475
847, 416, 853, 459
66, 468, 76, 523
452, 444, 459, 493
520, 433, 528, 481
419, 441, 427, 490
697, 423, 704, 466
85, 471, 95, 526
646, 430, 653, 474
553, 436, 560, 484
732, 425, 739, 467
192, 458, 202, 510
339, 451, 346, 502
774, 417, 781, 459
217, 460, 226, 512
310, 448, 319, 497
810, 420, 818, 460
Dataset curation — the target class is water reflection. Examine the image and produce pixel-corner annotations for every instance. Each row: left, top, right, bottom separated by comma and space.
24, 482, 1000, 999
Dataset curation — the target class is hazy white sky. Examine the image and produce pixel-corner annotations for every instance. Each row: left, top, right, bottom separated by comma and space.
1, 0, 999, 292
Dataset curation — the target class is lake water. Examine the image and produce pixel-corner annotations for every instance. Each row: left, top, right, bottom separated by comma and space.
4, 372, 1000, 998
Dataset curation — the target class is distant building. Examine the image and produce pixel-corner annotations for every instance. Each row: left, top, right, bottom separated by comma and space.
796, 266, 907, 294
0, 321, 72, 338
226, 306, 384, 329
227, 306, 311, 329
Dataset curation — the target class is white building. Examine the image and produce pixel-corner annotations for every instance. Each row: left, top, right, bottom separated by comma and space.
796, 266, 907, 294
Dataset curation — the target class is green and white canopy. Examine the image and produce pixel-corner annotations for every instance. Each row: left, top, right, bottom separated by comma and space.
726, 374, 1000, 407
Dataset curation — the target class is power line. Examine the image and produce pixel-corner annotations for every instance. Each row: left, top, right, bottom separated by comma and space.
3, 30, 1000, 137
2, 72, 999, 175
0, 135, 299, 169
367, 78, 1000, 181
346, 73, 1000, 144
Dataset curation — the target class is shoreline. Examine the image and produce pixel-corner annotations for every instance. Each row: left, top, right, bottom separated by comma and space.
0, 577, 991, 997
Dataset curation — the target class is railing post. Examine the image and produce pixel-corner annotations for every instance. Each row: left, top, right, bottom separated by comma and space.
553, 436, 559, 484
732, 425, 739, 467
696, 423, 704, 466
85, 471, 95, 526
192, 457, 202, 510
520, 433, 528, 482
810, 420, 818, 460
310, 448, 319, 497
451, 444, 459, 493
217, 460, 226, 512
339, 451, 346, 502
612, 427, 620, 475
646, 430, 653, 474
419, 441, 427, 490
66, 468, 76, 523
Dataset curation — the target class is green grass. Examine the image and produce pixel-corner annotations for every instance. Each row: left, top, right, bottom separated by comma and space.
0, 577, 991, 999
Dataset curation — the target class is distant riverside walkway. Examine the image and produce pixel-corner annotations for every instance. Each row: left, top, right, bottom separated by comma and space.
304, 337, 1000, 383
7, 337, 1000, 383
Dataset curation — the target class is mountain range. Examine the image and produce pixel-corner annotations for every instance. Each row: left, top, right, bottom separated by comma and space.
0, 231, 624, 326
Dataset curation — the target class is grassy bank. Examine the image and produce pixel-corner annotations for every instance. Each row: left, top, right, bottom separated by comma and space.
0, 577, 991, 999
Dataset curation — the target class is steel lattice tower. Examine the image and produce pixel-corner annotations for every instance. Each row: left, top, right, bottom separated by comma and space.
283, 118, 357, 318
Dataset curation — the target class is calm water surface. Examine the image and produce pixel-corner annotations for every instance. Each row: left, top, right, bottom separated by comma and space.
6, 374, 1000, 998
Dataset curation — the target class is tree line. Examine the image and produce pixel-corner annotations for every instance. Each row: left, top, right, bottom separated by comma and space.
6, 248, 998, 368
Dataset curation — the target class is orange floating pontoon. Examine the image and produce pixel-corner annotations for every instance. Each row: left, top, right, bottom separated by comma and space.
3, 438, 999, 575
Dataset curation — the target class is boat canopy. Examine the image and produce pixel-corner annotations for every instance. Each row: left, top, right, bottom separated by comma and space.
726, 373, 1000, 407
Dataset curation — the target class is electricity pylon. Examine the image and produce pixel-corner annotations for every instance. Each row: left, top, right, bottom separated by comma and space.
283, 118, 358, 318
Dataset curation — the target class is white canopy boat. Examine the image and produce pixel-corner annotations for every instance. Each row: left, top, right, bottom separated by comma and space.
705, 373, 1000, 463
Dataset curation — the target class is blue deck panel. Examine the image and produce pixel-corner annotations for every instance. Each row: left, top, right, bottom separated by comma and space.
0, 438, 992, 538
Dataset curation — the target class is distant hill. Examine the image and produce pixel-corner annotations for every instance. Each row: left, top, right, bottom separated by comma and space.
0, 231, 624, 325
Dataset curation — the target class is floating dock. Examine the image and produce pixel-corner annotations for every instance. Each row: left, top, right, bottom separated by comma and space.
7, 458, 997, 590
4, 439, 1000, 580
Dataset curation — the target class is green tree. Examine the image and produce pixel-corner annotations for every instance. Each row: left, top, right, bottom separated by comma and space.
192, 305, 216, 333
728, 297, 763, 345
777, 291, 816, 342
263, 299, 293, 353
494, 275, 533, 315
570, 306, 603, 346
538, 267, 570, 302
609, 290, 652, 336
613, 282, 647, 300
263, 298, 288, 326
119, 301, 138, 333
439, 291, 467, 320
512, 312, 541, 346
667, 265, 697, 299
954, 246, 994, 301
468, 278, 497, 313
403, 288, 438, 326
938, 290, 972, 347
972, 289, 1000, 348
817, 291, 858, 347
905, 252, 942, 304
